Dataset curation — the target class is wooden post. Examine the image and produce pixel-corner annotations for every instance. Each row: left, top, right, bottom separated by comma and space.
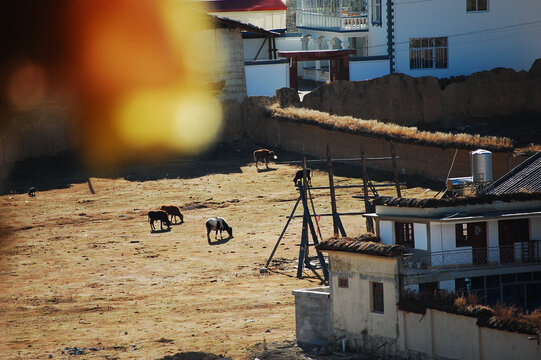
297, 214, 308, 278
263, 196, 302, 269
87, 178, 95, 194
391, 142, 401, 198
361, 147, 374, 233
327, 145, 339, 238
289, 58, 298, 90
343, 55, 350, 81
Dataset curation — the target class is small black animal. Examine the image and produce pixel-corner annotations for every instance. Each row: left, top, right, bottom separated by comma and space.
28, 187, 36, 197
206, 217, 233, 242
148, 210, 171, 231
293, 170, 311, 186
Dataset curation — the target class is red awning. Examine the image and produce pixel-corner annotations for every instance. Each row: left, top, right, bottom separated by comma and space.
204, 0, 287, 12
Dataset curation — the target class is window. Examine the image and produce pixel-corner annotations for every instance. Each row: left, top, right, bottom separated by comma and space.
371, 0, 381, 25
409, 37, 448, 69
395, 222, 414, 247
467, 0, 488, 12
338, 277, 349, 288
455, 224, 471, 247
372, 282, 384, 313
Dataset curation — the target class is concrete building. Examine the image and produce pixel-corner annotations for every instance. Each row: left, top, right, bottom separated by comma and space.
293, 152, 541, 358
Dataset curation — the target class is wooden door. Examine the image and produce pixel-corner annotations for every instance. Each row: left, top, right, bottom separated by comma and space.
469, 222, 487, 265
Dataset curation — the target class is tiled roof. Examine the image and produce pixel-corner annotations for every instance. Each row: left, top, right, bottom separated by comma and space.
316, 237, 406, 257
372, 192, 541, 208
485, 151, 541, 195
204, 0, 287, 12
210, 15, 280, 36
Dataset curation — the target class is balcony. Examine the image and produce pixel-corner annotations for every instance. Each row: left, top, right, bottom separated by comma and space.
401, 240, 541, 270
296, 0, 368, 32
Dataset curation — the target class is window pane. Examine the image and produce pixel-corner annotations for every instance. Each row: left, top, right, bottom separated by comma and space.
478, 0, 487, 11
435, 37, 447, 47
467, 0, 476, 11
410, 38, 420, 48
372, 282, 384, 313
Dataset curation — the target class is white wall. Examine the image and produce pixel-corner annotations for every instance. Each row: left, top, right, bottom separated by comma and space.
245, 61, 289, 96
366, 0, 389, 57
531, 217, 541, 239
393, 0, 541, 77
379, 220, 393, 245
244, 35, 302, 61
429, 222, 472, 266
414, 223, 428, 251
350, 58, 390, 80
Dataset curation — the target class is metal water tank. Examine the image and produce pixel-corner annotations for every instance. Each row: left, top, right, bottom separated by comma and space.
470, 149, 492, 183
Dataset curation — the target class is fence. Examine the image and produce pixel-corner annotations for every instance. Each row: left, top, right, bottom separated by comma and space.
402, 240, 541, 268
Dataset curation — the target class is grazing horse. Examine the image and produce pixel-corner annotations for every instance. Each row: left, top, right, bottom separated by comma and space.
148, 210, 171, 231
293, 169, 311, 186
206, 217, 233, 242
253, 149, 277, 170
160, 205, 184, 224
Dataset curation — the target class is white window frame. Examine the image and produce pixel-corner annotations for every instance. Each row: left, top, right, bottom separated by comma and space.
409, 37, 448, 70
371, 0, 382, 26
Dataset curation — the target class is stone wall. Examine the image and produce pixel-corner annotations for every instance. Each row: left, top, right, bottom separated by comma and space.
301, 59, 541, 128
292, 287, 332, 349
241, 106, 526, 182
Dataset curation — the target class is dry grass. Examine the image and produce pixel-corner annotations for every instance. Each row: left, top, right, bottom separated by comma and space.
399, 290, 540, 336
268, 104, 514, 151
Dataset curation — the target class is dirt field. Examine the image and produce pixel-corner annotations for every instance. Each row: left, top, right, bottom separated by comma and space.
0, 144, 436, 359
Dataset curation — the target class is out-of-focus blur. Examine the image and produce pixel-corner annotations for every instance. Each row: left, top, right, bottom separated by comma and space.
0, 0, 223, 171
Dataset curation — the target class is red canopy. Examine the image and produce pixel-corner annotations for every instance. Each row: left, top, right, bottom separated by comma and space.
204, 0, 287, 12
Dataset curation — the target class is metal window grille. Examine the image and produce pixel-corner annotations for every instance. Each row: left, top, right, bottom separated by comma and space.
395, 222, 414, 247
372, 282, 384, 313
409, 37, 448, 69
338, 277, 349, 288
455, 223, 470, 247
467, 0, 488, 12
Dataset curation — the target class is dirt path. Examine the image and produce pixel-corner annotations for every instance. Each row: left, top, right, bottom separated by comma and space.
0, 146, 435, 359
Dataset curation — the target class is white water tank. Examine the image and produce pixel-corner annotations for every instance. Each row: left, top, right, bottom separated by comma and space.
470, 149, 492, 183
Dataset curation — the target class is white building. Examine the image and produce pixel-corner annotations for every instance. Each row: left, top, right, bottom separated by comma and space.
292, 152, 541, 358
392, 0, 541, 77
291, 0, 541, 81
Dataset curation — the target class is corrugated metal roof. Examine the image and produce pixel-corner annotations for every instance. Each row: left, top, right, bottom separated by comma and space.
316, 237, 406, 257
485, 151, 541, 195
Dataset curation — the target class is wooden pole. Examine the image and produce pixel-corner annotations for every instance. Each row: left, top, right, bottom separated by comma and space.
263, 196, 302, 269
327, 145, 339, 237
391, 142, 401, 198
361, 147, 374, 233
87, 178, 95, 194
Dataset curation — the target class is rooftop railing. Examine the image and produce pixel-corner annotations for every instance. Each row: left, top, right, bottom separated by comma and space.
401, 240, 541, 269
296, 9, 368, 31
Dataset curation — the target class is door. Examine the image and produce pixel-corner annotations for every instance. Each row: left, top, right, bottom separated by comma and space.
499, 219, 529, 263
498, 220, 514, 263
469, 222, 487, 265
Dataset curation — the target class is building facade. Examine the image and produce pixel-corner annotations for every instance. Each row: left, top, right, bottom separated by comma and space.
291, 0, 541, 80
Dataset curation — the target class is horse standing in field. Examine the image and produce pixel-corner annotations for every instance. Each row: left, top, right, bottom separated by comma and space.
148, 210, 171, 232
293, 169, 311, 186
253, 149, 277, 170
160, 205, 184, 224
205, 217, 233, 242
